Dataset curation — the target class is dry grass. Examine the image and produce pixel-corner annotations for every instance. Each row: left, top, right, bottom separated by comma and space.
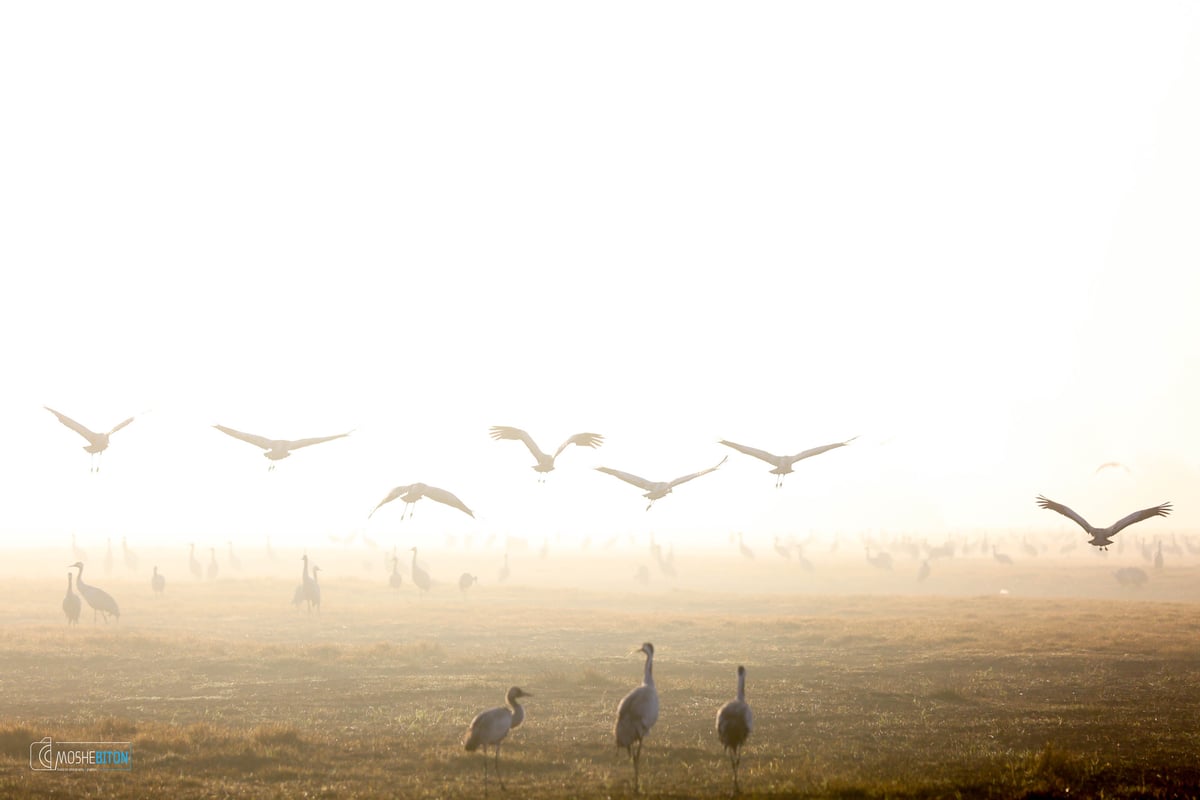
2, 556, 1200, 797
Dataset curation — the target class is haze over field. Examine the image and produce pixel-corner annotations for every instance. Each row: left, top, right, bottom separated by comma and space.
2, 2, 1198, 554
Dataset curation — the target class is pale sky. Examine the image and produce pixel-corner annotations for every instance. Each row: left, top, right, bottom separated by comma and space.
2, 2, 1198, 551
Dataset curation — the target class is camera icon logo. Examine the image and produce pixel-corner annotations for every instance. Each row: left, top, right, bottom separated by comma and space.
30, 736, 55, 771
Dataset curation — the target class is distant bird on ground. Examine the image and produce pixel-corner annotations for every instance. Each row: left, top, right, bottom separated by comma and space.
992, 545, 1013, 565
716, 665, 753, 794
44, 406, 136, 471
227, 542, 241, 572
596, 456, 728, 511
459, 573, 478, 593
410, 547, 432, 593
1154, 541, 1164, 570
188, 543, 202, 580
464, 686, 532, 794
737, 533, 755, 560
122, 537, 138, 571
310, 566, 322, 612
293, 555, 319, 612
615, 642, 659, 793
151, 566, 165, 595
207, 548, 219, 581
865, 546, 893, 570
489, 426, 604, 481
773, 537, 793, 560
69, 562, 119, 622
62, 572, 81, 625
917, 559, 931, 582
1094, 461, 1132, 475
1114, 566, 1149, 587
1035, 495, 1172, 551
103, 539, 113, 575
498, 553, 510, 583
719, 436, 858, 487
212, 424, 352, 470
369, 483, 474, 521
390, 557, 404, 589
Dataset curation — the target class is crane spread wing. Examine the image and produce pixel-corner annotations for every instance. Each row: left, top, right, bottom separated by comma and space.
213, 425, 276, 450
790, 436, 859, 463
595, 467, 658, 491
369, 485, 411, 518
669, 455, 728, 487
45, 407, 101, 442
423, 485, 475, 518
554, 432, 604, 459
282, 432, 352, 450
107, 416, 136, 436
489, 426, 548, 461
1108, 501, 1172, 536
1035, 495, 1093, 533
718, 440, 781, 465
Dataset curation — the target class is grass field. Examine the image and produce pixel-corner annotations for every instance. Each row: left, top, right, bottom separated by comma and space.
2, 547, 1200, 798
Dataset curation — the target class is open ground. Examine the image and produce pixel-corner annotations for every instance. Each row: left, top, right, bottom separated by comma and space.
2, 547, 1200, 798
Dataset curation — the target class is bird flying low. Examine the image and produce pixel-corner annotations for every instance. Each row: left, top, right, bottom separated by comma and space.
213, 425, 352, 470
596, 456, 728, 510
44, 407, 137, 471
369, 483, 475, 520
489, 426, 604, 480
1035, 495, 1172, 550
718, 436, 858, 487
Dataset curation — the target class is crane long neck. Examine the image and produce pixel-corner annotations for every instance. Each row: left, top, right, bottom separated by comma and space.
75, 564, 85, 585
508, 696, 526, 728
643, 651, 655, 687
736, 670, 746, 702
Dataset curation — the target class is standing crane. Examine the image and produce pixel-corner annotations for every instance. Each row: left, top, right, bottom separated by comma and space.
459, 573, 478, 594
212, 424, 352, 470
227, 542, 241, 572
151, 566, 165, 595
615, 642, 659, 793
718, 436, 858, 487
62, 572, 81, 625
389, 556, 403, 589
463, 686, 533, 795
596, 456, 727, 511
488, 426, 604, 481
188, 543, 202, 580
410, 547, 431, 593
310, 566, 322, 612
207, 548, 219, 581
716, 665, 753, 794
69, 562, 120, 623
44, 406, 137, 472
293, 555, 319, 612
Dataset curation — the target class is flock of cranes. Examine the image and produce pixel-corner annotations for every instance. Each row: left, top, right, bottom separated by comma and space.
463, 644, 751, 795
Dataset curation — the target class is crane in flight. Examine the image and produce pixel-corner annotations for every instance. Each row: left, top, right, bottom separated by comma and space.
1035, 495, 1172, 550
44, 407, 137, 472
488, 426, 603, 481
212, 425, 352, 470
718, 436, 857, 487
596, 456, 727, 511
369, 483, 474, 521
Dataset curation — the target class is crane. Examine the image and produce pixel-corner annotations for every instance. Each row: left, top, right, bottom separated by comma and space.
463, 686, 532, 794
44, 406, 136, 471
1035, 495, 1172, 550
69, 562, 119, 622
718, 436, 857, 487
410, 548, 431, 593
369, 483, 474, 521
151, 566, 165, 595
212, 424, 352, 470
716, 665, 753, 794
62, 572, 81, 625
615, 642, 659, 793
488, 426, 604, 481
596, 456, 727, 511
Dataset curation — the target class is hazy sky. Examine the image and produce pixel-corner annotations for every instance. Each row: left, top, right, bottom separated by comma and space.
2, 3, 1198, 550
